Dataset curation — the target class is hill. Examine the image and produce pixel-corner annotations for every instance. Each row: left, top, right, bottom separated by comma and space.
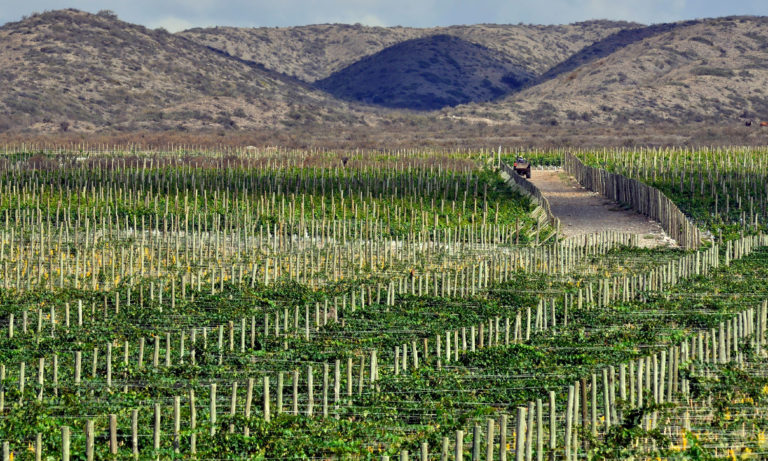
180, 21, 639, 83
3, 10, 768, 134
315, 34, 536, 110
450, 17, 768, 125
0, 9, 375, 132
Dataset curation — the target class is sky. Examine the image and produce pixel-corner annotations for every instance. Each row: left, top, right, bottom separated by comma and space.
2, 0, 767, 32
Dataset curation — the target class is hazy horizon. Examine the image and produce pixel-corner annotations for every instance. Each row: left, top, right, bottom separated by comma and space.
1, 1, 767, 32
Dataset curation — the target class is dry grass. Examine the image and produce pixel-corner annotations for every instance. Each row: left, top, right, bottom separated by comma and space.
450, 17, 768, 125
0, 123, 765, 150
180, 21, 636, 83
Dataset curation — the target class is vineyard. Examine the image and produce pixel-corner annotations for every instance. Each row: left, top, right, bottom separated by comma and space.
0, 146, 767, 460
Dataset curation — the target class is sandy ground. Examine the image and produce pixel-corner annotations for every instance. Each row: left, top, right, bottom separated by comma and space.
528, 170, 672, 248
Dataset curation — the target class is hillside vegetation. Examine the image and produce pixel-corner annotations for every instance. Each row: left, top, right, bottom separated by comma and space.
451, 17, 768, 125
0, 9, 374, 132
180, 21, 637, 82
315, 35, 536, 110
1, 10, 767, 132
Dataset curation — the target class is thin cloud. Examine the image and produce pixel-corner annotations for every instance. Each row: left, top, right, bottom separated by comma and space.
0, 0, 765, 30
148, 16, 196, 32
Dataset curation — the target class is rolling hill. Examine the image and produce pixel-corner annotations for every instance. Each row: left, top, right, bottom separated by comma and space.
0, 9, 375, 132
180, 21, 638, 83
1, 10, 767, 134
449, 17, 768, 125
315, 34, 536, 110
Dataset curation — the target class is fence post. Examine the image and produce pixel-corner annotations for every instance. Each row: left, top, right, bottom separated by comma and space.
61, 426, 70, 461
516, 406, 527, 461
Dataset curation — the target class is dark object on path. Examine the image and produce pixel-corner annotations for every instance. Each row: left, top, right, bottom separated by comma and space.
513, 156, 532, 179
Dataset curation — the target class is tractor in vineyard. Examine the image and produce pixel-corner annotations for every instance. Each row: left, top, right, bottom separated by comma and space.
513, 156, 532, 178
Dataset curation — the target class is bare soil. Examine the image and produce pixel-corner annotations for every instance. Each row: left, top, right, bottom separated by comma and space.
529, 169, 672, 248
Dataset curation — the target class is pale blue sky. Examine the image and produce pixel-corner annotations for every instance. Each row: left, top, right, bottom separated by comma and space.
2, 0, 767, 31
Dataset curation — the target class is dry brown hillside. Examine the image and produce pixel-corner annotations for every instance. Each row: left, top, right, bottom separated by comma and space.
450, 17, 768, 125
180, 21, 639, 83
4, 10, 767, 133
0, 9, 376, 132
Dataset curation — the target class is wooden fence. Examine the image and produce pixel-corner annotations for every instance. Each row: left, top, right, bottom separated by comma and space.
562, 152, 704, 249
500, 162, 560, 241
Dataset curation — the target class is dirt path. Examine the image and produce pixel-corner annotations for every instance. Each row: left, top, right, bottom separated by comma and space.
528, 170, 672, 248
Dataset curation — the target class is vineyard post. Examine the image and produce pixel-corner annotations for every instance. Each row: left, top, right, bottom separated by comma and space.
526, 401, 534, 461
293, 370, 299, 414
37, 358, 44, 401
455, 430, 464, 461
500, 414, 508, 461
549, 391, 557, 461
174, 396, 181, 452
35, 433, 41, 461
86, 420, 94, 461
322, 363, 329, 418
19, 362, 25, 400
110, 413, 118, 455
602, 369, 611, 428
210, 383, 217, 436
536, 399, 543, 461
565, 386, 573, 461
263, 376, 271, 422
307, 365, 314, 417
190, 389, 197, 454
106, 343, 112, 387
154, 403, 161, 452
486, 418, 495, 461
132, 409, 139, 458
61, 426, 70, 461
516, 406, 527, 461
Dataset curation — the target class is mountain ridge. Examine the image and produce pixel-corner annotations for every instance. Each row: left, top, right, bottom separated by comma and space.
448, 16, 768, 125
0, 9, 377, 132
1, 10, 767, 134
315, 34, 536, 110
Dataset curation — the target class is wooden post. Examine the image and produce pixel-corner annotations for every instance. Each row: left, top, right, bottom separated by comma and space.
132, 409, 139, 458
86, 420, 94, 461
61, 426, 70, 461
456, 430, 464, 461
472, 424, 481, 461
516, 406, 527, 461
307, 365, 314, 417
536, 398, 543, 461
323, 363, 329, 418
174, 396, 181, 452
210, 383, 217, 436
109, 414, 118, 455
526, 401, 534, 461
263, 376, 271, 422
486, 418, 495, 461
245, 377, 254, 420
565, 386, 574, 461
190, 389, 197, 454
154, 402, 161, 451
